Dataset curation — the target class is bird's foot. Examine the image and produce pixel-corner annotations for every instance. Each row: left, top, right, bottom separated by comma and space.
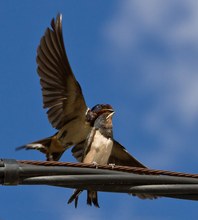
92, 161, 99, 169
47, 154, 54, 161
109, 163, 115, 169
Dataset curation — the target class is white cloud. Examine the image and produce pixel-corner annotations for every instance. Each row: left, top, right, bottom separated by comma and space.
102, 0, 198, 167
104, 0, 198, 50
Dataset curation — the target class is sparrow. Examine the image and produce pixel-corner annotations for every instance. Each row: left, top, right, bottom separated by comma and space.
68, 110, 157, 208
16, 14, 118, 161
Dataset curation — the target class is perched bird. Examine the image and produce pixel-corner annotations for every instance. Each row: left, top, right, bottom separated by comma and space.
16, 14, 158, 205
16, 14, 118, 161
68, 110, 157, 208
68, 109, 115, 208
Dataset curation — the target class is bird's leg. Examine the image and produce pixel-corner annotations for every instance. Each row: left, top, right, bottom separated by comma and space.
47, 154, 54, 161
108, 163, 115, 169
92, 161, 99, 169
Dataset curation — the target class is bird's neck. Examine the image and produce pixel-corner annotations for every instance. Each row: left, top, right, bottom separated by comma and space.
97, 126, 113, 139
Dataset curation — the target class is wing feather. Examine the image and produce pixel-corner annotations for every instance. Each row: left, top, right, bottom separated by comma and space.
37, 14, 87, 130
109, 140, 146, 168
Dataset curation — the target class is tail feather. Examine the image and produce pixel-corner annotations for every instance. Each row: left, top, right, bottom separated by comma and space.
87, 191, 100, 208
16, 141, 49, 153
16, 145, 32, 151
74, 196, 79, 208
67, 189, 83, 208
15, 135, 64, 161
68, 190, 100, 208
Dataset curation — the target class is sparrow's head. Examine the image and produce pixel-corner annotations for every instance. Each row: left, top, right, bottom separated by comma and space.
86, 104, 114, 125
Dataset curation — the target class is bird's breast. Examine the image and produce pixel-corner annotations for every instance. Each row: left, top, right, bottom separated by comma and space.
83, 130, 113, 165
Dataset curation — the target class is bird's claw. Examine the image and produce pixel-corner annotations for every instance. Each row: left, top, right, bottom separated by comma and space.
109, 163, 115, 169
92, 161, 99, 169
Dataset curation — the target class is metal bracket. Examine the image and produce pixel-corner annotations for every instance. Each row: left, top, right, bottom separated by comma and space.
3, 159, 19, 185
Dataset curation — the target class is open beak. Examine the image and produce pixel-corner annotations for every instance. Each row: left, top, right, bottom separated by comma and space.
106, 111, 115, 119
100, 108, 114, 113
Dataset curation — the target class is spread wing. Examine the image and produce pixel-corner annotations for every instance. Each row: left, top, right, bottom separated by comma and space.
109, 140, 146, 167
37, 14, 87, 130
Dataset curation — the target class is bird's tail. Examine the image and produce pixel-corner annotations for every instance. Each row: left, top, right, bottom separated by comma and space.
87, 190, 100, 208
67, 189, 83, 208
16, 134, 64, 161
68, 190, 100, 208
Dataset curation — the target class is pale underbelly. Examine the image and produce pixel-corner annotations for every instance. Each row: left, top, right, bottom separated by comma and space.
83, 130, 113, 165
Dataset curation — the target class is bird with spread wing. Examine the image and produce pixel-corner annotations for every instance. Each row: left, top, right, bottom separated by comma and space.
17, 14, 158, 207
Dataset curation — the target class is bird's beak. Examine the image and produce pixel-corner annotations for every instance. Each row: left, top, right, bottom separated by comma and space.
100, 108, 114, 114
106, 111, 115, 119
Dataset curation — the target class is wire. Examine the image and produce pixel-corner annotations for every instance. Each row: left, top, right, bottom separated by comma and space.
19, 159, 198, 178
1, 158, 198, 201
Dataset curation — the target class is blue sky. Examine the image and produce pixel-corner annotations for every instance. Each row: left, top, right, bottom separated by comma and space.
1, 0, 198, 219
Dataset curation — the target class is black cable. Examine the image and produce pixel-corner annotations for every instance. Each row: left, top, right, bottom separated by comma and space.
1, 158, 198, 201
21, 174, 198, 186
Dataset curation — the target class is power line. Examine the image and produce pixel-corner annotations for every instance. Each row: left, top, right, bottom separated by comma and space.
1, 159, 198, 201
